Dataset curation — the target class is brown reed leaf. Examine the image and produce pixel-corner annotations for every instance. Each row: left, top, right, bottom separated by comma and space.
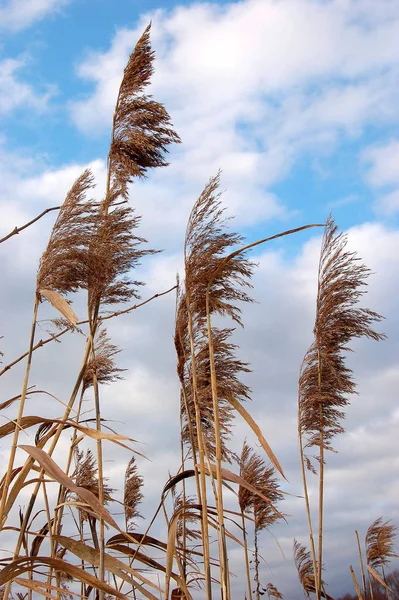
0, 418, 135, 454
55, 535, 161, 600
37, 169, 96, 296
12, 578, 83, 600
366, 517, 398, 571
71, 448, 114, 520
366, 565, 397, 596
107, 23, 181, 202
39, 290, 78, 326
0, 556, 126, 599
124, 456, 144, 529
106, 543, 182, 584
238, 441, 285, 531
19, 445, 118, 529
30, 519, 53, 557
299, 215, 385, 464
82, 327, 125, 392
107, 531, 167, 552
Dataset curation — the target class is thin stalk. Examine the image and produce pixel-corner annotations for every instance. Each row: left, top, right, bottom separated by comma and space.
317, 349, 324, 600
0, 293, 39, 528
92, 367, 105, 600
205, 299, 230, 600
350, 565, 364, 600
185, 296, 212, 600
0, 206, 61, 244
52, 389, 85, 544
368, 570, 375, 600
42, 480, 54, 596
355, 530, 367, 600
254, 527, 260, 600
298, 421, 319, 600
241, 511, 253, 600
179, 410, 188, 582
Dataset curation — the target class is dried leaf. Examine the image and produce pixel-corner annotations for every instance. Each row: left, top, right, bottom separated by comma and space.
19, 446, 118, 529
0, 556, 126, 599
40, 290, 78, 327
55, 536, 160, 600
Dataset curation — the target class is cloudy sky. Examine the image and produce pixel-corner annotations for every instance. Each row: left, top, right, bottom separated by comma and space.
0, 0, 398, 598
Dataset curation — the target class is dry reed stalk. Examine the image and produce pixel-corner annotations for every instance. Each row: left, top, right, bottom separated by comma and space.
239, 442, 284, 600
350, 565, 364, 600
298, 216, 385, 599
0, 205, 61, 244
298, 408, 320, 600
355, 530, 367, 599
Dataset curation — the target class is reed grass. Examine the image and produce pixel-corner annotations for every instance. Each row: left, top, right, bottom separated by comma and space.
0, 22, 393, 600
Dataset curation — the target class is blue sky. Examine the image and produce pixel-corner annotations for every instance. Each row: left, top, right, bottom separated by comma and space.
1, 1, 398, 599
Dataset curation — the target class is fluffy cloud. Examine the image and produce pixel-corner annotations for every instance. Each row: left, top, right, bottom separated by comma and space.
0, 56, 54, 115
362, 140, 399, 215
0, 0, 70, 32
69, 0, 399, 236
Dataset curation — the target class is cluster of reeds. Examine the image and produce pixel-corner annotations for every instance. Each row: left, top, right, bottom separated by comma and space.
0, 23, 395, 600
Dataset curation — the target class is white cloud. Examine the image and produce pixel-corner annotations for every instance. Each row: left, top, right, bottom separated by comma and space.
69, 0, 399, 232
0, 0, 69, 32
363, 140, 399, 187
362, 140, 399, 215
0, 56, 54, 115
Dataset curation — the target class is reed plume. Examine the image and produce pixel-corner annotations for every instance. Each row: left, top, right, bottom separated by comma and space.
107, 23, 180, 203
366, 518, 398, 572
82, 327, 125, 392
298, 215, 385, 598
71, 448, 114, 521
87, 205, 157, 320
294, 540, 332, 600
266, 583, 283, 599
299, 215, 385, 458
180, 326, 251, 462
37, 169, 96, 298
83, 23, 180, 599
124, 456, 144, 531
185, 171, 254, 326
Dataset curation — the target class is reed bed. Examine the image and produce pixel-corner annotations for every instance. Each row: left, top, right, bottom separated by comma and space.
0, 24, 396, 600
